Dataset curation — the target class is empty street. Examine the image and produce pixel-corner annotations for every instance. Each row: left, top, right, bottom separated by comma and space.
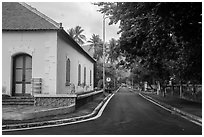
3, 87, 201, 135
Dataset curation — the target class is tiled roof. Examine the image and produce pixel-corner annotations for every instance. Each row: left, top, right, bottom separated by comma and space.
2, 2, 60, 30
2, 2, 96, 63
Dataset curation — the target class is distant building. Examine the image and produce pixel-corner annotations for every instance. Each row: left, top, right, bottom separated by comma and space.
2, 2, 95, 98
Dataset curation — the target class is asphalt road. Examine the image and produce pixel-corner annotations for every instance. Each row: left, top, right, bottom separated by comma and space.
3, 87, 202, 135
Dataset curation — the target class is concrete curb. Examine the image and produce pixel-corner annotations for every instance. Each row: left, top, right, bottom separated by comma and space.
2, 88, 121, 131
2, 94, 111, 131
139, 93, 202, 126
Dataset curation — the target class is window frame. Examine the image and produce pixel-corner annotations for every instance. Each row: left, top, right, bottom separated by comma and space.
78, 64, 81, 86
90, 70, 92, 86
65, 58, 71, 86
84, 67, 86, 85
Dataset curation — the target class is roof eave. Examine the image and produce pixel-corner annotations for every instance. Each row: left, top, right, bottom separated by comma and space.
2, 28, 59, 31
58, 29, 96, 63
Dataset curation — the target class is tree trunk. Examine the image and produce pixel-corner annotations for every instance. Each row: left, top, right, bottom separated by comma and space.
163, 84, 166, 97
171, 83, 174, 96
160, 80, 167, 97
179, 81, 183, 98
192, 83, 196, 100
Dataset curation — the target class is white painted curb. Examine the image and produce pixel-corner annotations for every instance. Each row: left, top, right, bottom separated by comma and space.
3, 87, 121, 132
139, 93, 202, 127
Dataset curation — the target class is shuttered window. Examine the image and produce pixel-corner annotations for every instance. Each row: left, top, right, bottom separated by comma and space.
84, 67, 86, 85
66, 58, 70, 86
78, 64, 81, 85
90, 70, 92, 85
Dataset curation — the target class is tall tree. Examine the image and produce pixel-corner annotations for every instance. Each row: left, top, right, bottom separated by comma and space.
95, 2, 202, 84
107, 38, 122, 64
67, 26, 86, 45
87, 34, 104, 61
87, 34, 101, 51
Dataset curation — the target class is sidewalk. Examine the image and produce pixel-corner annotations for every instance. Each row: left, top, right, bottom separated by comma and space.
2, 93, 107, 125
141, 92, 202, 118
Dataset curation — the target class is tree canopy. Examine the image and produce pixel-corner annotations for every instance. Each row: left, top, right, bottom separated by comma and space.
67, 26, 86, 45
95, 2, 202, 84
87, 34, 103, 61
106, 38, 123, 64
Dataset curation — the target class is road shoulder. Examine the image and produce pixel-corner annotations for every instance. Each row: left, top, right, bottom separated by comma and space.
138, 92, 202, 126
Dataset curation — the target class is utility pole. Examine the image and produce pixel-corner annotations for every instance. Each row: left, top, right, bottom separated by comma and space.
103, 14, 108, 93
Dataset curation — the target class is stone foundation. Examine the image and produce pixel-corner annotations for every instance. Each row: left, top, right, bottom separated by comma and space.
34, 94, 76, 107
76, 90, 103, 108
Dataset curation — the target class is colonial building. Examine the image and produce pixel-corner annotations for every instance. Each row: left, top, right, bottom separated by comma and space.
2, 2, 95, 100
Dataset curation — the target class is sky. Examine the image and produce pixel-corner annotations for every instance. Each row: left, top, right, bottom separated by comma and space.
28, 2, 120, 44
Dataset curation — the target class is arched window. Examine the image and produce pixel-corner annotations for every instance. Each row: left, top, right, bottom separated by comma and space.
66, 58, 70, 86
84, 67, 86, 85
78, 64, 81, 85
90, 70, 92, 86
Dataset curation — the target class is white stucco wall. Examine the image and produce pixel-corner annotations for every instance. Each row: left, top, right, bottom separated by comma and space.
57, 35, 94, 94
2, 31, 58, 96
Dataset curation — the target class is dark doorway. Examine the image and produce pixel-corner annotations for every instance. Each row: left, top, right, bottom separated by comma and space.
12, 54, 32, 96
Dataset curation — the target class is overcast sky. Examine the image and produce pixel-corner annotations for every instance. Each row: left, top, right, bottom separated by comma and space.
28, 2, 120, 44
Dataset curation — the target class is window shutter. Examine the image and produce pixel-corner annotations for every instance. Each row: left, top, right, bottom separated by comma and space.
84, 67, 86, 85
66, 58, 70, 85
78, 64, 81, 85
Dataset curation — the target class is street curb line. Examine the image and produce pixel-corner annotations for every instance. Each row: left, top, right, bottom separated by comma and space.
2, 87, 121, 132
139, 93, 202, 127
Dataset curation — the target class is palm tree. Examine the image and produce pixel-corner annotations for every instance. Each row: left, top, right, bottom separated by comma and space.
87, 34, 103, 61
67, 28, 75, 38
87, 34, 101, 51
67, 26, 86, 45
